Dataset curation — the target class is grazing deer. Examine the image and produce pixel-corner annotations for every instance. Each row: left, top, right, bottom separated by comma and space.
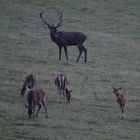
21, 74, 38, 108
55, 74, 72, 103
21, 74, 38, 97
27, 88, 48, 118
112, 87, 126, 120
40, 10, 87, 63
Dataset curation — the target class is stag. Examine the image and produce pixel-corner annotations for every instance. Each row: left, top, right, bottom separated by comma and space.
40, 10, 87, 63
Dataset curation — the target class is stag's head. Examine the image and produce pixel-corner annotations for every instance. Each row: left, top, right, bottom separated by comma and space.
40, 10, 63, 33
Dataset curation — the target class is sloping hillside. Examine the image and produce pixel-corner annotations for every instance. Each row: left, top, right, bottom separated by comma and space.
0, 0, 140, 139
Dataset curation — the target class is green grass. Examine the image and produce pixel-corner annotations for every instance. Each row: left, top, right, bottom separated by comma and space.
0, 0, 140, 139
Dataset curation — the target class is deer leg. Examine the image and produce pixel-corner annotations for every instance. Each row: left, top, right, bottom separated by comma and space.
58, 88, 62, 99
25, 93, 30, 108
35, 103, 41, 118
32, 101, 35, 118
27, 93, 33, 118
81, 46, 87, 63
41, 99, 48, 118
117, 104, 121, 119
63, 90, 67, 103
76, 46, 83, 62
56, 88, 62, 103
63, 46, 68, 61
121, 104, 126, 120
58, 46, 62, 60
28, 106, 32, 119
118, 104, 125, 120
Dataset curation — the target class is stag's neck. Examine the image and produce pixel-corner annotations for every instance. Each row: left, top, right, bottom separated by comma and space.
50, 30, 59, 42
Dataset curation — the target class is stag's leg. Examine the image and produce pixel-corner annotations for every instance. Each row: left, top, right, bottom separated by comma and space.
63, 46, 68, 61
76, 43, 87, 63
41, 99, 48, 118
58, 46, 62, 60
82, 46, 87, 63
35, 103, 41, 118
76, 46, 83, 62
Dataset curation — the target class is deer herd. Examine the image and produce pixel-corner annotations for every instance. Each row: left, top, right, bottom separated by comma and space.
20, 10, 127, 120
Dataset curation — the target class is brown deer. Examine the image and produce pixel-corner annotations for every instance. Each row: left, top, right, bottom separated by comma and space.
27, 88, 48, 118
112, 87, 126, 120
55, 74, 72, 103
40, 10, 87, 63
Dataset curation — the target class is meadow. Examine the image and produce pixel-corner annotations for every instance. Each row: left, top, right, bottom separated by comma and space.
0, 0, 140, 139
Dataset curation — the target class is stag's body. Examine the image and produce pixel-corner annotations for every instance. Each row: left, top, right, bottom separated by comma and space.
40, 10, 87, 62
50, 31, 86, 46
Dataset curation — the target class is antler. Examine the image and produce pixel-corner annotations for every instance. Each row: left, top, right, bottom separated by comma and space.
55, 10, 63, 28
40, 10, 50, 27
40, 10, 63, 28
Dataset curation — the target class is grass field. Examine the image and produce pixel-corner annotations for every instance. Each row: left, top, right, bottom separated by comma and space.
0, 0, 140, 139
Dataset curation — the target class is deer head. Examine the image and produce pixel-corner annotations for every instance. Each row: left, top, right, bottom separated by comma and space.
21, 74, 37, 97
65, 89, 72, 103
40, 10, 63, 34
21, 81, 35, 97
112, 87, 122, 96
